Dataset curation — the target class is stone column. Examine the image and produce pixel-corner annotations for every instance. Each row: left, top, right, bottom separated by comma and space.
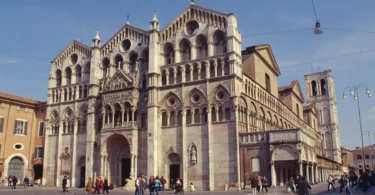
299, 162, 303, 176
71, 119, 78, 187
214, 62, 218, 77
181, 110, 188, 190
134, 155, 138, 178
215, 107, 219, 122
311, 164, 315, 185
166, 113, 170, 126
165, 71, 169, 85
127, 109, 130, 126
221, 60, 225, 76
131, 108, 135, 126
306, 164, 310, 183
56, 121, 63, 186
271, 162, 276, 187
121, 109, 125, 127
130, 154, 134, 178
205, 62, 210, 79
181, 66, 186, 83
112, 112, 115, 128
206, 106, 214, 190
189, 66, 193, 81
280, 168, 284, 186
173, 67, 177, 84
197, 64, 201, 80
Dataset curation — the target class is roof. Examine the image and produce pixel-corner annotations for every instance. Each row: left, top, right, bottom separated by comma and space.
0, 92, 43, 105
303, 103, 315, 111
304, 69, 332, 77
242, 44, 281, 76
278, 80, 305, 103
353, 144, 375, 151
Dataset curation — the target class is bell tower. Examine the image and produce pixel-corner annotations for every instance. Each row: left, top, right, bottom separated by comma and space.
304, 69, 341, 163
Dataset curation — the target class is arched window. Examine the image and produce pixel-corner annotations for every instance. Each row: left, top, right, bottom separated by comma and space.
265, 73, 271, 92
164, 42, 174, 65
114, 54, 124, 70
75, 65, 82, 83
321, 79, 327, 95
140, 48, 149, 72
129, 52, 138, 73
102, 58, 110, 78
179, 39, 191, 62
196, 34, 208, 59
65, 67, 72, 85
311, 81, 317, 96
56, 69, 62, 87
213, 30, 227, 55
83, 62, 90, 82
365, 154, 370, 159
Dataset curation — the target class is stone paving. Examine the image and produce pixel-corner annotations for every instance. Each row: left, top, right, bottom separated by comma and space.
1, 182, 375, 195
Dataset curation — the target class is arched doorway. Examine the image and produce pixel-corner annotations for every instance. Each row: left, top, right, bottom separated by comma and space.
33, 164, 43, 180
78, 157, 86, 188
272, 145, 299, 186
8, 157, 24, 181
168, 153, 181, 187
104, 134, 131, 187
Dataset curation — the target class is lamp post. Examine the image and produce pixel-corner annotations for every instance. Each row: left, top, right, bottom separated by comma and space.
343, 83, 372, 174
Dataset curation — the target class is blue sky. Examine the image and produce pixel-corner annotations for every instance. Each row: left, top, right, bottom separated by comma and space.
0, 0, 374, 149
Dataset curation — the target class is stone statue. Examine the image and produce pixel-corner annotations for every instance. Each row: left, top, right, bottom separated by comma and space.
190, 147, 197, 164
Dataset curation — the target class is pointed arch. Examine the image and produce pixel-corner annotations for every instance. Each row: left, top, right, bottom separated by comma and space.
164, 42, 175, 65
160, 92, 183, 110
209, 84, 231, 103
186, 87, 207, 106
83, 62, 90, 81
179, 38, 191, 62
56, 69, 62, 87
195, 34, 208, 58
75, 65, 82, 83
50, 109, 59, 120
62, 106, 74, 119
212, 30, 227, 55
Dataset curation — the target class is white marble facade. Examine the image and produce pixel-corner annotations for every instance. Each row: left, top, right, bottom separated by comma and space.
43, 2, 242, 191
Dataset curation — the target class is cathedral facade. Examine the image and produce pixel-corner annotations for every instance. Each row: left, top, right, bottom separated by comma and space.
43, 3, 340, 190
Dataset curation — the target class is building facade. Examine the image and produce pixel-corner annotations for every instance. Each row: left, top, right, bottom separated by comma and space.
43, 2, 340, 190
304, 70, 341, 163
352, 145, 375, 174
0, 92, 46, 182
341, 147, 353, 173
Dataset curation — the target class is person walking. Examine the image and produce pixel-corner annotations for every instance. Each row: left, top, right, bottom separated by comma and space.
23, 175, 29, 188
66, 176, 71, 192
8, 175, 12, 187
160, 176, 166, 192
93, 177, 101, 194
103, 177, 109, 194
135, 175, 141, 195
256, 175, 262, 193
261, 175, 269, 193
250, 175, 258, 195
62, 176, 67, 192
154, 176, 161, 195
12, 176, 18, 189
140, 175, 146, 195
296, 176, 311, 195
149, 176, 155, 195
287, 177, 295, 193
327, 175, 335, 191
86, 177, 93, 194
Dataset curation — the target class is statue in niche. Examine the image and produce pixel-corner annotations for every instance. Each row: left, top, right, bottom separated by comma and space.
60, 147, 71, 174
188, 142, 198, 165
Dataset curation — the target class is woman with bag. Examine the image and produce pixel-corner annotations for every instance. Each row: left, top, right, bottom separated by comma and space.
86, 177, 93, 194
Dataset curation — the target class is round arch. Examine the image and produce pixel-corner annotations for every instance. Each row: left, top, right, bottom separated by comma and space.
271, 144, 300, 162
4, 153, 29, 178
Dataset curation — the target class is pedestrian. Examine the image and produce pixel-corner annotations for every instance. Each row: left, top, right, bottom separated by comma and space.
135, 175, 141, 195
256, 175, 262, 193
103, 176, 109, 194
149, 176, 155, 195
261, 175, 268, 193
296, 176, 311, 195
287, 177, 295, 193
8, 175, 12, 187
12, 175, 18, 189
140, 174, 146, 195
23, 175, 29, 188
327, 175, 335, 191
66, 176, 70, 192
160, 176, 166, 192
154, 176, 161, 195
86, 177, 93, 194
250, 175, 258, 195
62, 176, 67, 192
93, 177, 101, 194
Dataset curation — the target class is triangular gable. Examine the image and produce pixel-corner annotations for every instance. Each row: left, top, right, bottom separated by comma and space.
291, 81, 305, 103
52, 39, 91, 68
102, 70, 134, 92
253, 44, 281, 76
159, 4, 230, 39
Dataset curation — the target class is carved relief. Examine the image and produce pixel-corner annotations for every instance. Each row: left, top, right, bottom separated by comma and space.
270, 132, 297, 142
188, 142, 198, 165
60, 147, 71, 174
103, 70, 133, 92
272, 145, 299, 161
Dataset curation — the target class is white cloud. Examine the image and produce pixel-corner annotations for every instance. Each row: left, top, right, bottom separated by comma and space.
365, 107, 375, 120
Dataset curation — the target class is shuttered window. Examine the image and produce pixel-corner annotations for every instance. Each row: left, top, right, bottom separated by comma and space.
0, 117, 4, 133
38, 122, 45, 136
252, 157, 260, 172
13, 120, 28, 135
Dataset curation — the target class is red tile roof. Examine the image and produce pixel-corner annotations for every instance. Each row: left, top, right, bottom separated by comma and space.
0, 92, 41, 105
278, 80, 298, 92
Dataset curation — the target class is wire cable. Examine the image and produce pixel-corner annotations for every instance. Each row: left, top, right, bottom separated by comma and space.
280, 49, 375, 69
0, 58, 50, 66
311, 0, 319, 21
242, 28, 313, 37
325, 28, 375, 34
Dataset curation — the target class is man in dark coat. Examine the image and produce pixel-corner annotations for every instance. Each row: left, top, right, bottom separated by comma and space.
297, 176, 311, 195
12, 176, 18, 189
62, 176, 67, 192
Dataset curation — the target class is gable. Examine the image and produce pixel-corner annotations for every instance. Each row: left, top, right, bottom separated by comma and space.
159, 4, 230, 43
102, 70, 134, 92
254, 45, 281, 76
52, 39, 91, 68
291, 81, 305, 103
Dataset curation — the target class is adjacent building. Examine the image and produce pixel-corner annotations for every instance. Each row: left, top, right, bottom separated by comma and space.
352, 145, 375, 174
43, 2, 341, 190
341, 147, 353, 173
0, 92, 46, 182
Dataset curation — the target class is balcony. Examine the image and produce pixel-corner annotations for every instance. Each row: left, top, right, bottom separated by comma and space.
102, 121, 137, 131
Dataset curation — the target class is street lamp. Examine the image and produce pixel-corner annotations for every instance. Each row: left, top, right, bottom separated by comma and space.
311, 0, 323, 35
343, 83, 372, 174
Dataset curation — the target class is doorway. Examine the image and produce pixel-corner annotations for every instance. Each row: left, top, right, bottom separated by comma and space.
33, 164, 43, 180
121, 158, 131, 186
169, 164, 180, 185
80, 166, 86, 188
8, 157, 24, 181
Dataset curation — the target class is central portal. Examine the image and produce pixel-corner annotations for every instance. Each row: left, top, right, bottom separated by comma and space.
104, 134, 132, 187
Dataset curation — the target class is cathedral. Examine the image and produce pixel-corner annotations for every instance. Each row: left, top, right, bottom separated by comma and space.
43, 2, 341, 190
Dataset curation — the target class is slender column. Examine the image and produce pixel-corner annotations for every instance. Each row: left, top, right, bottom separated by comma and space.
56, 121, 63, 186
174, 113, 178, 126
299, 162, 303, 176
221, 61, 225, 76
165, 71, 169, 85
71, 119, 78, 187
131, 108, 135, 126
306, 164, 310, 183
181, 110, 188, 190
215, 107, 219, 122
127, 108, 130, 126
214, 62, 218, 77
166, 113, 170, 126
181, 66, 186, 83
199, 110, 203, 124
192, 110, 195, 124
189, 66, 193, 81
280, 168, 284, 186
100, 155, 104, 176
130, 154, 135, 178
134, 155, 138, 177
271, 162, 276, 187
205, 63, 210, 79
197, 64, 201, 80
112, 112, 115, 128
246, 111, 250, 132
173, 68, 177, 83
285, 168, 289, 183
311, 164, 315, 184
207, 107, 214, 190
121, 109, 125, 127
